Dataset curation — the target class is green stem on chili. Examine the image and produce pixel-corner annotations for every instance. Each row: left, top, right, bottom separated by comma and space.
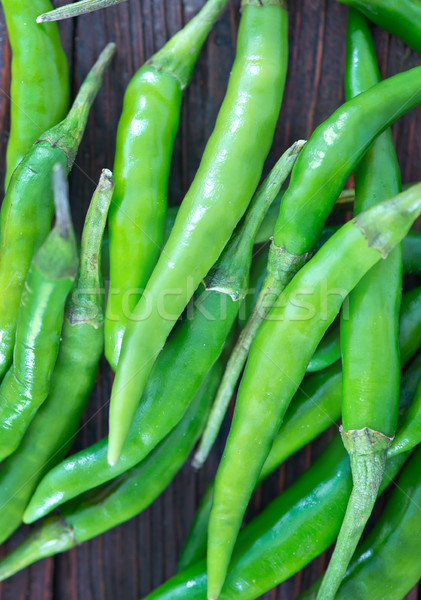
23, 141, 302, 525
0, 42, 115, 381
107, 0, 289, 465
1, 0, 69, 188
207, 184, 421, 600
37, 0, 128, 22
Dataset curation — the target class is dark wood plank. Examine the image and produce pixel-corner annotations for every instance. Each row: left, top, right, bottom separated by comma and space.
0, 0, 420, 599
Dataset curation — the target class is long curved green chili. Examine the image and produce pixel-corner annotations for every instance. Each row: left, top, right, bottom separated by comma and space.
179, 297, 421, 572
337, 0, 421, 55
0, 169, 113, 544
317, 11, 403, 599
37, 0, 128, 22
0, 165, 77, 462
207, 184, 421, 599
135, 437, 408, 600
1, 0, 69, 188
198, 63, 421, 470
105, 0, 231, 370
107, 0, 288, 465
300, 446, 421, 600
0, 361, 223, 579
0, 43, 115, 381
23, 142, 303, 525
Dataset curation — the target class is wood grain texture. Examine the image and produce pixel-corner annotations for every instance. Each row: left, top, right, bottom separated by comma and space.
0, 0, 420, 598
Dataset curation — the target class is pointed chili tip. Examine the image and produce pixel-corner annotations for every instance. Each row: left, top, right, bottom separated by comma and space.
52, 164, 72, 240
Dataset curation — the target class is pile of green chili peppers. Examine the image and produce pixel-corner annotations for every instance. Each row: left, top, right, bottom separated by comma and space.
1, 0, 421, 598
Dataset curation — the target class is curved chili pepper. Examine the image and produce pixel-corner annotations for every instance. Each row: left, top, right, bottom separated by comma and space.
1, 0, 69, 188
23, 142, 303, 525
0, 169, 113, 544
0, 361, 223, 579
207, 184, 421, 599
337, 0, 421, 55
179, 296, 421, 572
129, 438, 408, 600
0, 43, 115, 381
306, 322, 341, 372
300, 446, 421, 600
317, 11, 403, 598
107, 0, 289, 465
0, 165, 78, 462
105, 0, 231, 370
37, 0, 128, 22
196, 62, 421, 470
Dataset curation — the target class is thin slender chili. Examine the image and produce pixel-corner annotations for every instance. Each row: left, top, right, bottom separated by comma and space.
0, 43, 115, 380
0, 170, 113, 544
1, 0, 69, 188
317, 11, 403, 598
105, 0, 231, 370
207, 184, 421, 600
0, 165, 78, 462
107, 0, 289, 465
23, 143, 303, 524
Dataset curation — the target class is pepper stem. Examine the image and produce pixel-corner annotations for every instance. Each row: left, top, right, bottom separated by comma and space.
193, 240, 308, 469
316, 427, 392, 600
0, 515, 75, 581
38, 43, 116, 165
37, 0, 127, 22
67, 169, 114, 326
52, 164, 72, 240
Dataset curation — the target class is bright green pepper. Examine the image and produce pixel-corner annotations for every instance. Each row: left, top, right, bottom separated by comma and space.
207, 184, 421, 599
0, 169, 113, 544
0, 165, 78, 462
0, 43, 115, 380
317, 11, 403, 598
23, 143, 303, 525
105, 0, 231, 369
0, 361, 223, 578
107, 0, 289, 464
1, 0, 69, 188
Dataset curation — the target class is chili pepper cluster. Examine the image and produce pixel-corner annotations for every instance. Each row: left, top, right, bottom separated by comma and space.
0, 0, 421, 599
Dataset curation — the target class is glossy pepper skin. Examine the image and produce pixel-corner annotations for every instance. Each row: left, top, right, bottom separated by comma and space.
199, 61, 421, 469
207, 184, 421, 600
138, 437, 408, 600
337, 0, 421, 55
1, 0, 69, 188
23, 143, 303, 524
0, 362, 223, 579
0, 166, 78, 462
107, 0, 289, 464
0, 170, 113, 544
317, 11, 403, 599
300, 446, 421, 600
0, 43, 115, 381
105, 0, 230, 370
179, 290, 421, 573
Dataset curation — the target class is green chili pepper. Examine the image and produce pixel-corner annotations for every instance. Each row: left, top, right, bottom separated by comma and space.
300, 446, 421, 600
317, 11, 403, 599
0, 165, 78, 462
37, 0, 128, 22
306, 322, 341, 372
0, 43, 115, 381
0, 361, 223, 579
196, 63, 421, 471
179, 296, 421, 572
23, 142, 303, 525
337, 0, 421, 55
389, 374, 421, 458
1, 0, 69, 188
207, 184, 421, 600
107, 0, 289, 465
134, 437, 408, 600
0, 169, 113, 544
105, 0, 231, 370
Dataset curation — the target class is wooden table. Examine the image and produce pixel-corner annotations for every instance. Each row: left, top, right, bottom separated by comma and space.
0, 0, 420, 598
